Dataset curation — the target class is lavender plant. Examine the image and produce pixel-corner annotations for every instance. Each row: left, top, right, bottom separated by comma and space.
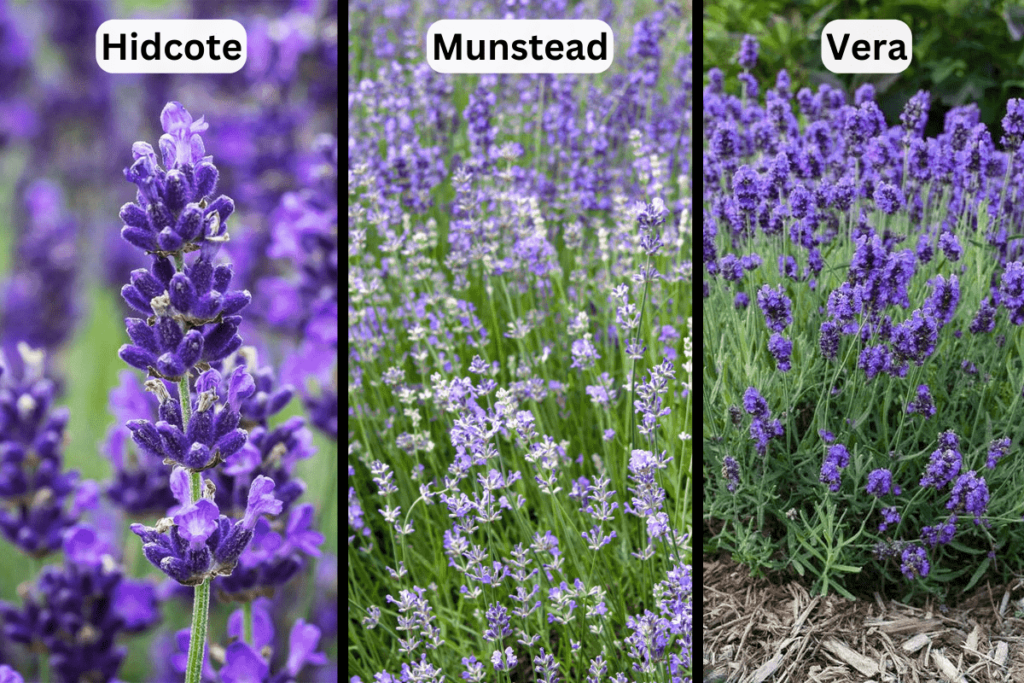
704, 35, 1024, 602
349, 1, 692, 681
114, 101, 327, 682
0, 2, 338, 680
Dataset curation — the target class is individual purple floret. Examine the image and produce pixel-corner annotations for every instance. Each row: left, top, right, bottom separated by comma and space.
820, 444, 850, 492
900, 545, 930, 580
986, 437, 1011, 469
906, 384, 936, 418
947, 471, 990, 525
130, 474, 282, 585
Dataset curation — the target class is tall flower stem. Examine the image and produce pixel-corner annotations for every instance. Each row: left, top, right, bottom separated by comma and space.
167, 244, 208, 682
186, 579, 210, 683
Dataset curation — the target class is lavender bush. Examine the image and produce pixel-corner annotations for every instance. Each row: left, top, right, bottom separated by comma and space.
349, 1, 692, 681
704, 35, 1024, 602
0, 1, 338, 681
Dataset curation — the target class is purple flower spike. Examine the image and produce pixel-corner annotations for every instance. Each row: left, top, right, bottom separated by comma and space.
756, 285, 792, 332
900, 545, 930, 580
820, 444, 850, 492
737, 34, 758, 70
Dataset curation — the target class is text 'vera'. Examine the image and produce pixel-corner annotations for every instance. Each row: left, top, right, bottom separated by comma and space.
820, 20, 912, 74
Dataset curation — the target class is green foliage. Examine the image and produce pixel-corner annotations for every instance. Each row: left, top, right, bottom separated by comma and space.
704, 0, 1024, 132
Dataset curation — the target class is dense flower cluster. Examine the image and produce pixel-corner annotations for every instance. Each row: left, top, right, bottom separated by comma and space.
704, 33, 1024, 596
349, 1, 691, 681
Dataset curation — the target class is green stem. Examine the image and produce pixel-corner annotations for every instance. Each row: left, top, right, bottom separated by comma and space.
186, 579, 211, 683
173, 331, 209, 683
243, 600, 254, 646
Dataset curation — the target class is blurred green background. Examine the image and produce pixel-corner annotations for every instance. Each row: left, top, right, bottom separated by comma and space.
704, 0, 1024, 135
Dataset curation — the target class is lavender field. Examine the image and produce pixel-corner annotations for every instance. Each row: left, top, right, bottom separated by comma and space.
704, 33, 1024, 605
348, 1, 692, 681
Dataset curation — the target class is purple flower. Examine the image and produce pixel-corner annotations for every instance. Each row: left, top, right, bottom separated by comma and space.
756, 284, 792, 332
737, 34, 758, 70
900, 545, 930, 580
866, 468, 902, 497
174, 498, 219, 548
483, 603, 512, 641
900, 90, 931, 139
819, 320, 840, 361
858, 344, 891, 380
969, 298, 997, 334
767, 333, 792, 372
1000, 261, 1024, 324
920, 443, 962, 490
570, 334, 601, 371
938, 232, 962, 261
947, 471, 990, 524
0, 523, 149, 683
921, 515, 958, 548
0, 347, 83, 556
820, 444, 850, 492
130, 475, 281, 585
492, 647, 517, 671
923, 275, 959, 326
742, 386, 770, 420
873, 182, 904, 214
878, 506, 901, 532
1002, 97, 1024, 148
906, 384, 936, 419
987, 437, 1011, 469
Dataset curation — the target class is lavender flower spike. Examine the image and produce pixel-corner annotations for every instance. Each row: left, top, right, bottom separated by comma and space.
130, 474, 282, 586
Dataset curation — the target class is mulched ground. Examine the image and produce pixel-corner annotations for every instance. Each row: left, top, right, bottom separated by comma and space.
702, 548, 1024, 682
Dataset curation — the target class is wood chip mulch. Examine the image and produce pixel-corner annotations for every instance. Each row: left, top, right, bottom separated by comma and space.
703, 551, 1024, 682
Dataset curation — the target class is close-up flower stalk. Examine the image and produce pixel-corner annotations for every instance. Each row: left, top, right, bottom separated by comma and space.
0, 1, 338, 681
